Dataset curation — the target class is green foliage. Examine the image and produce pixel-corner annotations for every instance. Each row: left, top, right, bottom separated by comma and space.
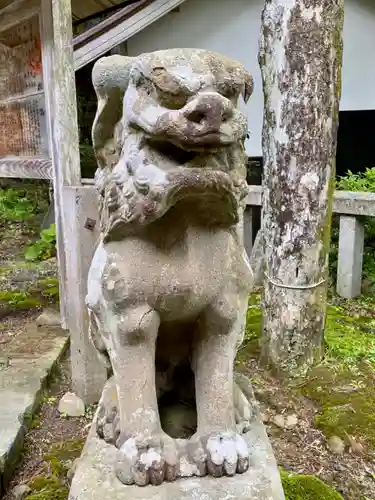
79, 140, 98, 179
330, 167, 375, 290
38, 277, 59, 300
281, 470, 344, 500
245, 293, 262, 341
0, 290, 42, 309
25, 224, 56, 262
337, 168, 375, 192
77, 80, 98, 179
236, 293, 262, 365
0, 182, 49, 223
0, 188, 35, 221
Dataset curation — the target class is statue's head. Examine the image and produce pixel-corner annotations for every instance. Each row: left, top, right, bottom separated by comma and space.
91, 49, 253, 238
123, 49, 252, 150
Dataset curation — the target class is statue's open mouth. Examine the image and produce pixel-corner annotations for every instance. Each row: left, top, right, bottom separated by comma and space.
147, 136, 224, 165
147, 139, 202, 164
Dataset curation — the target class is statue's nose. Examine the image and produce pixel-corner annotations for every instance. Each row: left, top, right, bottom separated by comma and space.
184, 94, 233, 130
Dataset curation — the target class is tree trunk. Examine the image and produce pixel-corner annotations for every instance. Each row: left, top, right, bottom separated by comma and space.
259, 0, 344, 375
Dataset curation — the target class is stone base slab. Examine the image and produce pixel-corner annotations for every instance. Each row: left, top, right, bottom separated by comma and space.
69, 383, 285, 500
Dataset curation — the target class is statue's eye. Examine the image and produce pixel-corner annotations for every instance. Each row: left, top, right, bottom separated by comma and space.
151, 67, 190, 109
155, 87, 189, 110
218, 84, 239, 101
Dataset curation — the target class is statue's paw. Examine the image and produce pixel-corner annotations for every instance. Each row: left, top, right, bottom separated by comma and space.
96, 402, 120, 445
190, 431, 249, 478
115, 433, 179, 486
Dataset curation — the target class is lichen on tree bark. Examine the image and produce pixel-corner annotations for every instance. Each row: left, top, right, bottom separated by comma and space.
259, 0, 344, 375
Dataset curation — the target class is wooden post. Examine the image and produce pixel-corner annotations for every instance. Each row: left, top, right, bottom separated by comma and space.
259, 0, 344, 376
40, 0, 106, 403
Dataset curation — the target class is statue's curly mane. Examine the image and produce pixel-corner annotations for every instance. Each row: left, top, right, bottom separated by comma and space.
95, 143, 248, 241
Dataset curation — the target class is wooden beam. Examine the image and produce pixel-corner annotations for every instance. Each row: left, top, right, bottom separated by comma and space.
0, 157, 52, 179
73, 0, 152, 50
246, 185, 375, 217
0, 0, 40, 34
41, 0, 106, 404
74, 0, 188, 71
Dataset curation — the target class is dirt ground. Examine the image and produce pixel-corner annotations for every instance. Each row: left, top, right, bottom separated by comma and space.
3, 354, 94, 500
1, 346, 373, 500
0, 311, 40, 347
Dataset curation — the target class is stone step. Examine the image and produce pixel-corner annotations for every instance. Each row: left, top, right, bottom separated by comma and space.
0, 321, 69, 496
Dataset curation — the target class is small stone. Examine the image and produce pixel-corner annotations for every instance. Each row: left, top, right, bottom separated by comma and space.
260, 412, 269, 423
67, 459, 79, 483
285, 414, 298, 429
58, 392, 85, 417
10, 484, 31, 500
347, 434, 364, 455
0, 357, 10, 369
327, 436, 345, 455
362, 278, 373, 294
272, 414, 285, 429
36, 308, 61, 327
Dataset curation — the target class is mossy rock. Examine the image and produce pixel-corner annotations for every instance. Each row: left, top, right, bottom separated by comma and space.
281, 470, 344, 500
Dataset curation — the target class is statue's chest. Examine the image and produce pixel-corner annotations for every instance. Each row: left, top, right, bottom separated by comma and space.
91, 229, 237, 317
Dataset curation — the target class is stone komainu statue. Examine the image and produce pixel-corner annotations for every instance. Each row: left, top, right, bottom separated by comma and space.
86, 48, 256, 487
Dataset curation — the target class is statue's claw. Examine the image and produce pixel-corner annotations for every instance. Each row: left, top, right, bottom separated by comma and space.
115, 433, 179, 486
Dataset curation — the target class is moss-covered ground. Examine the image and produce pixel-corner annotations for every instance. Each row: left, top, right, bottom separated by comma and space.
238, 292, 375, 500
281, 469, 344, 500
26, 439, 84, 500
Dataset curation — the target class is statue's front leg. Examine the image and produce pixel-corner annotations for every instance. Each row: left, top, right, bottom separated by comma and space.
190, 293, 250, 478
105, 304, 178, 486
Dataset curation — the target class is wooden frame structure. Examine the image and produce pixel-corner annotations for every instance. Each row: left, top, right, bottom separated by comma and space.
0, 0, 189, 404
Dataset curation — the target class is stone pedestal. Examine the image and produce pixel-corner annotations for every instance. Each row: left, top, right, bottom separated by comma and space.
69, 386, 285, 500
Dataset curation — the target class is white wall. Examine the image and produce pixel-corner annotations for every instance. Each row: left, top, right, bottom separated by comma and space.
341, 0, 375, 111
127, 0, 375, 157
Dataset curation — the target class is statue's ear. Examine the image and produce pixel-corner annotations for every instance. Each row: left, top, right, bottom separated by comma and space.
242, 71, 254, 104
92, 55, 134, 168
